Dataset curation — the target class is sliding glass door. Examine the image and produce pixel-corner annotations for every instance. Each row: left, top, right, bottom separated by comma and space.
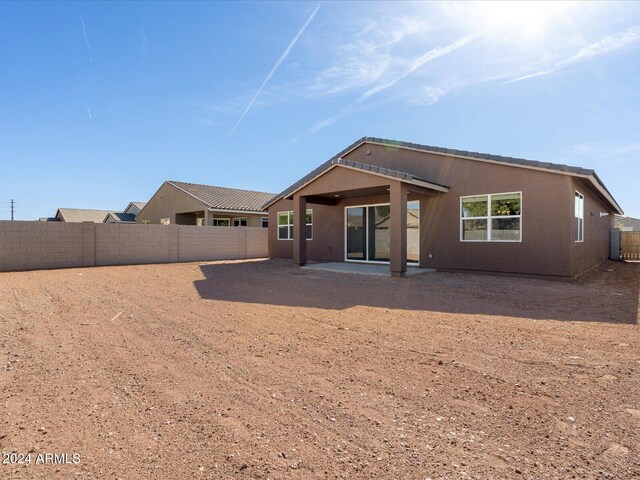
346, 207, 366, 260
346, 202, 419, 263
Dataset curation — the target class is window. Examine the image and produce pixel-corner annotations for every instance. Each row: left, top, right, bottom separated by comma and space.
461, 192, 521, 242
213, 218, 230, 227
261, 217, 269, 228
277, 210, 312, 240
575, 191, 584, 242
233, 217, 247, 227
160, 218, 170, 225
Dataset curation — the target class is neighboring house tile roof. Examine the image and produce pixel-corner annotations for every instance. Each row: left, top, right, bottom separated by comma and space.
263, 137, 623, 214
130, 202, 147, 211
616, 215, 640, 231
56, 208, 116, 223
167, 181, 276, 213
104, 212, 137, 223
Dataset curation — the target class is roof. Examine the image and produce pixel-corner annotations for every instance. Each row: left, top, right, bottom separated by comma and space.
616, 215, 640, 231
262, 137, 623, 214
166, 181, 276, 213
124, 201, 147, 214
56, 208, 116, 223
104, 212, 137, 223
279, 158, 449, 201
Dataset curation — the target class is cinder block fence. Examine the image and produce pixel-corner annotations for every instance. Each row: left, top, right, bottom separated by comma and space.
0, 221, 268, 272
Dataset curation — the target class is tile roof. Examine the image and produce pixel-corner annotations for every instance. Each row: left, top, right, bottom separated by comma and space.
167, 181, 276, 213
104, 212, 137, 223
56, 208, 116, 223
263, 137, 622, 214
130, 202, 147, 210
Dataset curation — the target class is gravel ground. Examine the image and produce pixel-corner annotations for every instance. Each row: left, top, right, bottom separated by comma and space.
0, 259, 638, 479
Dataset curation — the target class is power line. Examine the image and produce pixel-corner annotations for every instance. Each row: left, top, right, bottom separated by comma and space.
10, 199, 15, 221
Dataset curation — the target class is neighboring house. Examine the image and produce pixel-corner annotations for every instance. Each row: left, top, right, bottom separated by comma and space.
615, 215, 640, 232
53, 208, 116, 223
263, 137, 623, 279
103, 212, 136, 224
137, 180, 274, 227
103, 202, 147, 223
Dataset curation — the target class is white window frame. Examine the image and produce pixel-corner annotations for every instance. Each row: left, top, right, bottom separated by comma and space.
233, 217, 247, 227
460, 191, 522, 242
277, 210, 312, 240
575, 191, 584, 243
212, 218, 230, 227
261, 217, 269, 228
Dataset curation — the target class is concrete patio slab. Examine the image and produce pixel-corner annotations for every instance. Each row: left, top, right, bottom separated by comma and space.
301, 262, 434, 277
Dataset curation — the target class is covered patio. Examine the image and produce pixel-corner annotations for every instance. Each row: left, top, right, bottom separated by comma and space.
285, 158, 449, 277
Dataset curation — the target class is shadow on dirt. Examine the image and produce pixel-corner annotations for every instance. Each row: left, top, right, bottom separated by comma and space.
194, 259, 639, 324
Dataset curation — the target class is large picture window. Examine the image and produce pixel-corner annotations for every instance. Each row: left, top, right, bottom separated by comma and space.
461, 192, 521, 242
233, 217, 247, 227
277, 210, 313, 240
575, 191, 584, 242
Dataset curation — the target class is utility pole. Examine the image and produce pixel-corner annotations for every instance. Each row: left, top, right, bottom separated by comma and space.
10, 199, 15, 221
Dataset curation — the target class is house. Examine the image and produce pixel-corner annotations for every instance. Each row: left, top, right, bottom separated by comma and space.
137, 181, 274, 227
53, 208, 117, 223
263, 137, 623, 279
615, 215, 640, 232
103, 202, 147, 223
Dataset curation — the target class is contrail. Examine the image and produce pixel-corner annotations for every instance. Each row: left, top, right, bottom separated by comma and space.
84, 97, 92, 120
219, 4, 320, 148
80, 14, 93, 63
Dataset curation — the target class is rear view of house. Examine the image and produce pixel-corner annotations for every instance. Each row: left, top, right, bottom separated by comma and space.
137, 181, 274, 227
264, 137, 623, 279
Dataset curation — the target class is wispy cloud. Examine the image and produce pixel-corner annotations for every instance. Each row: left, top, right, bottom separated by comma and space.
572, 142, 640, 158
79, 14, 93, 63
219, 4, 321, 147
507, 25, 640, 84
290, 34, 475, 142
406, 86, 447, 106
304, 16, 429, 97
359, 35, 475, 100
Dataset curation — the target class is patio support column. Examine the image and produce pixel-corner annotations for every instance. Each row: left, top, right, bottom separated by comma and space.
293, 194, 307, 266
390, 182, 408, 277
419, 197, 430, 268
204, 209, 213, 226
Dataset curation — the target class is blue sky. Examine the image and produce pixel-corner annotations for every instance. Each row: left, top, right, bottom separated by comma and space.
1, 1, 639, 220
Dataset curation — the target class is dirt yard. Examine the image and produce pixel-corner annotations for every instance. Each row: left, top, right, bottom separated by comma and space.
0, 259, 638, 479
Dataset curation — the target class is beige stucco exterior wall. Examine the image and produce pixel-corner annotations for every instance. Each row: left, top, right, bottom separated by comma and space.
136, 182, 267, 227
136, 183, 206, 225
0, 221, 268, 272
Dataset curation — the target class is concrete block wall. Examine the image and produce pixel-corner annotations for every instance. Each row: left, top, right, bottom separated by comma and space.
0, 221, 268, 272
95, 224, 179, 266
